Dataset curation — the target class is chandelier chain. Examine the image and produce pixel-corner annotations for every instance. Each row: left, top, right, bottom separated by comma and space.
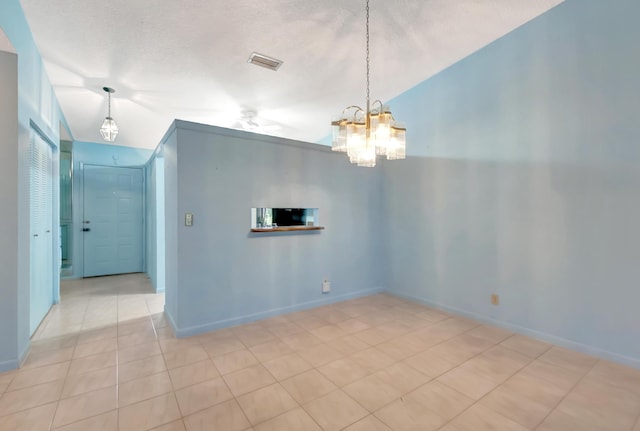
365, 0, 370, 112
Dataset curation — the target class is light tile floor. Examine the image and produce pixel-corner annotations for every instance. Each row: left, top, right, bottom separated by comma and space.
1, 273, 640, 430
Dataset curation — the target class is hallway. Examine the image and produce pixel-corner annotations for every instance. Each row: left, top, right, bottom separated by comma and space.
32, 274, 164, 342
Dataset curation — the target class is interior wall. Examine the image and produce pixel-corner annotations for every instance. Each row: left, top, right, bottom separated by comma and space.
163, 127, 179, 326
0, 48, 19, 371
69, 141, 152, 279
381, 0, 640, 366
164, 121, 386, 337
0, 0, 66, 371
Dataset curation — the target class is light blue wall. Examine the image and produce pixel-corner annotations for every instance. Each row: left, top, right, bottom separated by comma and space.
381, 0, 640, 366
164, 121, 386, 336
155, 158, 166, 292
0, 48, 20, 372
0, 0, 67, 371
68, 141, 153, 279
73, 141, 153, 168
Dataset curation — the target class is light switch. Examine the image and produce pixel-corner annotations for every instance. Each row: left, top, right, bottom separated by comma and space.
185, 213, 193, 227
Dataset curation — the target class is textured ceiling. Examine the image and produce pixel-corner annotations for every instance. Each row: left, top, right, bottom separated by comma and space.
20, 0, 563, 150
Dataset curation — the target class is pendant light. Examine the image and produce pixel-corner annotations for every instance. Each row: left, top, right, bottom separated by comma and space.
100, 87, 119, 142
331, 0, 406, 167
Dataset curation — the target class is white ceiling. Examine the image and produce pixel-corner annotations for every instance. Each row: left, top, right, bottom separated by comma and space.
20, 0, 563, 150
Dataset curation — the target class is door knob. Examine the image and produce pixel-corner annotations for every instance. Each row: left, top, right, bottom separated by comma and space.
82, 228, 91, 232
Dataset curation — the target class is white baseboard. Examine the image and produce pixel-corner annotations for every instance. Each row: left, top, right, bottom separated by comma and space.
169, 287, 384, 338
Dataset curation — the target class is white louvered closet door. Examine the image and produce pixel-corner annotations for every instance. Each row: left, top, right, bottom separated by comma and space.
30, 131, 54, 336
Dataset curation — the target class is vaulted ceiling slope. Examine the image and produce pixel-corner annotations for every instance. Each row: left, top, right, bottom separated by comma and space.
21, 0, 563, 150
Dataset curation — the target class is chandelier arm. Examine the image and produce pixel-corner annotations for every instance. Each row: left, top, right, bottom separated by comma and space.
370, 99, 383, 113
341, 105, 365, 120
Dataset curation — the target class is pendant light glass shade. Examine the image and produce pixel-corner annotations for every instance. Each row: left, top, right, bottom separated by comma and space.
331, 117, 348, 153
330, 0, 406, 167
331, 105, 406, 166
100, 116, 119, 142
100, 87, 118, 142
387, 122, 406, 160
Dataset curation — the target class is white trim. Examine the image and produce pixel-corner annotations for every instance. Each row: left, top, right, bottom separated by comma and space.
169, 287, 384, 338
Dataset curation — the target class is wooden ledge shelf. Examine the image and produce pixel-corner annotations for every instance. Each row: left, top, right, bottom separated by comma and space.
251, 226, 325, 233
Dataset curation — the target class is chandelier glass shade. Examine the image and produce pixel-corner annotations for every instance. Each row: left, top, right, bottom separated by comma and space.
331, 0, 406, 167
100, 87, 119, 142
331, 104, 406, 167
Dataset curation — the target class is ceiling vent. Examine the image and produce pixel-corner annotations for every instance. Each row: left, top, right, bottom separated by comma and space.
248, 52, 283, 71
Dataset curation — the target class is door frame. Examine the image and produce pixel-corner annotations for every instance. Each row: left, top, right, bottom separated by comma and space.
79, 163, 146, 278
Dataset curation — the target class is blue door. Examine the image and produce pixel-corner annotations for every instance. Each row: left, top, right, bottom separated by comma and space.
83, 165, 143, 277
30, 131, 54, 335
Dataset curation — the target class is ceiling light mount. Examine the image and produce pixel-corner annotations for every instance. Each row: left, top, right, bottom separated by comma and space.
100, 86, 119, 142
240, 110, 260, 130
331, 0, 406, 167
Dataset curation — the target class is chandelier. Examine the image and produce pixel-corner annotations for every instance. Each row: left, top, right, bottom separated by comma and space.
100, 87, 119, 142
331, 0, 406, 167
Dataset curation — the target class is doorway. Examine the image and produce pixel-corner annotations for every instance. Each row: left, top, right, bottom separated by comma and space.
59, 140, 73, 276
82, 165, 144, 277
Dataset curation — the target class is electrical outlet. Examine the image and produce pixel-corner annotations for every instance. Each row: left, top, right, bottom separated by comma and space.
491, 294, 499, 306
322, 280, 331, 293
185, 213, 193, 227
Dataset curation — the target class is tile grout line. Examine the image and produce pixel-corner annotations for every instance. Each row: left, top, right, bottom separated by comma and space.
530, 358, 600, 430
237, 345, 306, 430
433, 349, 542, 430
367, 320, 543, 430
474, 339, 606, 431
288, 317, 481, 430
631, 409, 640, 431
47, 280, 121, 430
161, 311, 207, 428
115, 291, 120, 431
47, 319, 79, 431
178, 326, 261, 429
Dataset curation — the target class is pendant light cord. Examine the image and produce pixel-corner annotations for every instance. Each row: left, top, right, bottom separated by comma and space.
108, 91, 111, 118
365, 0, 370, 114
